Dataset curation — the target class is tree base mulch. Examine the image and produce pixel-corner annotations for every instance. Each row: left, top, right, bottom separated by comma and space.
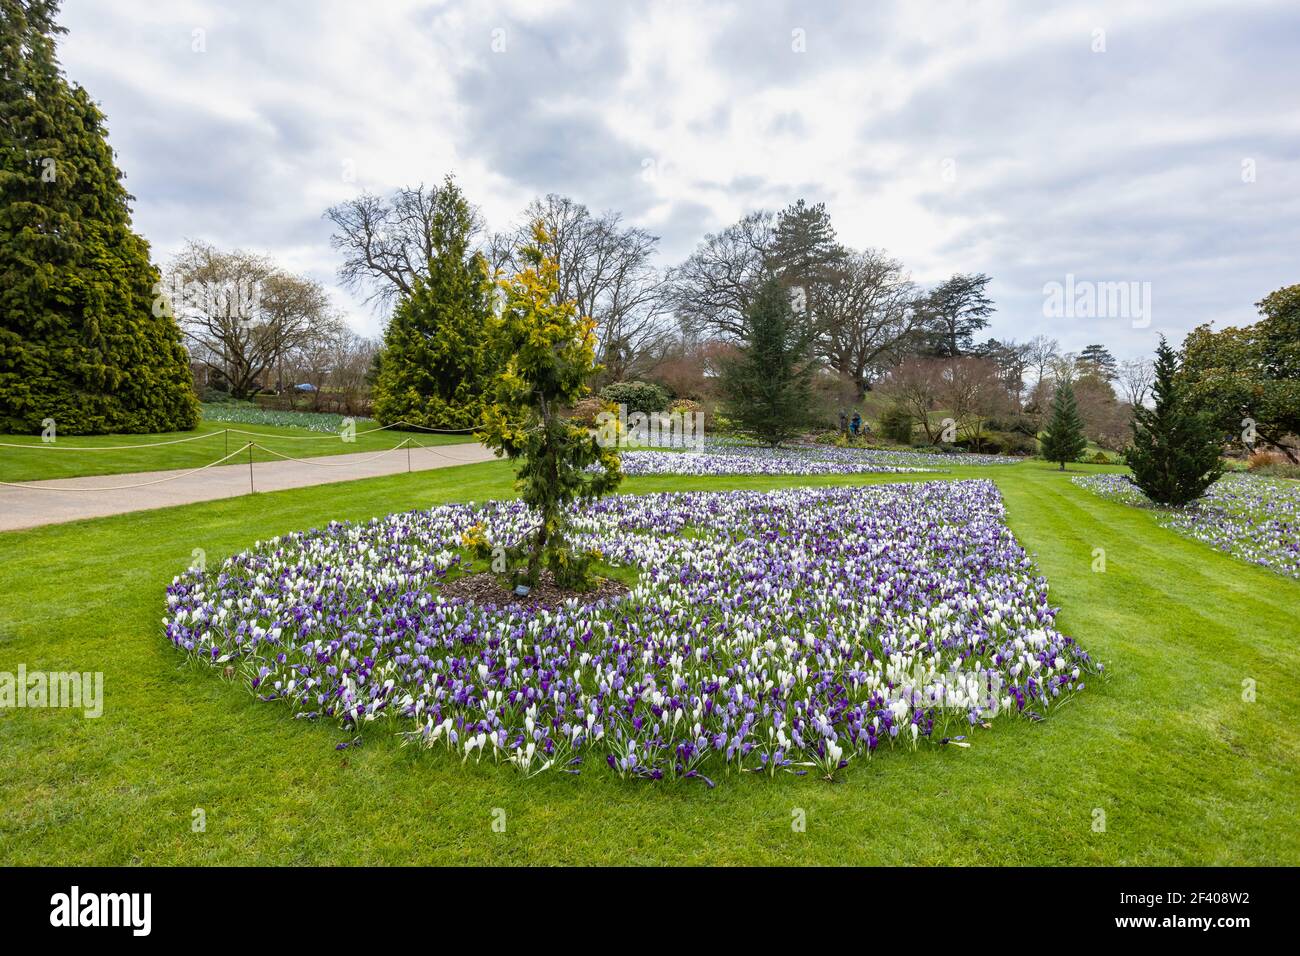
437, 570, 631, 610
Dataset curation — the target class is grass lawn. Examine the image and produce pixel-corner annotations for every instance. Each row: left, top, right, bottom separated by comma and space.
0, 420, 470, 483
1, 459, 1296, 865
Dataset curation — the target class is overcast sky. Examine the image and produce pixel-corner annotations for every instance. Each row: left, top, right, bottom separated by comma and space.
58, 0, 1300, 358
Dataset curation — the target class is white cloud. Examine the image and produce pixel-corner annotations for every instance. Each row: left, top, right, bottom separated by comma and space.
57, 0, 1300, 353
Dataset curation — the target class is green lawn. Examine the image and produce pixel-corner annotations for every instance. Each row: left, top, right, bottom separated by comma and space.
1, 459, 1296, 865
0, 420, 470, 483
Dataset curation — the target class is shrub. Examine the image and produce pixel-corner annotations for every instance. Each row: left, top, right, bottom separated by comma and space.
600, 381, 671, 416
566, 396, 609, 427
999, 432, 1039, 456
1249, 454, 1300, 479
879, 404, 914, 444
711, 413, 738, 434
1247, 450, 1286, 471
910, 442, 958, 455
1260, 463, 1300, 479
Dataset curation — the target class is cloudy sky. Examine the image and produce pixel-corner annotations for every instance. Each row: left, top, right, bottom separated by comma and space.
59, 0, 1300, 358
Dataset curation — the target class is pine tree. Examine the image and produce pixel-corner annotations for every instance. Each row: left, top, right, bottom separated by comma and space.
371, 177, 498, 430
1079, 343, 1118, 381
479, 221, 622, 588
720, 275, 814, 447
0, 0, 199, 434
1128, 336, 1223, 505
1039, 379, 1087, 470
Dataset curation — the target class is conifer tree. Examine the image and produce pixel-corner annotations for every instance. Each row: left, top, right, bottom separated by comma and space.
371, 177, 498, 430
720, 275, 814, 447
479, 222, 622, 588
1039, 378, 1087, 469
0, 0, 199, 434
1128, 336, 1223, 505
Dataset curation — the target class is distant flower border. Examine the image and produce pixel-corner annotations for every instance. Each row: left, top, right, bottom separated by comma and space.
1072, 473, 1300, 579
615, 442, 1022, 476
201, 402, 373, 434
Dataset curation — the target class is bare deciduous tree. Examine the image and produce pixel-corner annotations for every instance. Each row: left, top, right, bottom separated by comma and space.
497, 194, 669, 382
818, 249, 924, 397
937, 356, 1016, 446
167, 240, 343, 399
1117, 357, 1155, 408
1025, 334, 1060, 389
285, 329, 378, 414
324, 179, 485, 307
667, 210, 774, 341
879, 357, 945, 442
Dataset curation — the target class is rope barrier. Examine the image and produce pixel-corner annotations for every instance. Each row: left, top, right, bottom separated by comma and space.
253, 438, 418, 467
0, 420, 481, 450
0, 443, 255, 492
0, 437, 488, 494
0, 431, 222, 450
220, 422, 398, 441
256, 439, 486, 467
216, 420, 479, 440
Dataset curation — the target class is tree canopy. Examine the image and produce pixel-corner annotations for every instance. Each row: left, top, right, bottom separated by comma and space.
371, 177, 499, 430
1180, 284, 1300, 461
0, 0, 199, 434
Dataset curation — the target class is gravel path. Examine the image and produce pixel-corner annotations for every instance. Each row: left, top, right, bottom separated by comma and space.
0, 442, 497, 531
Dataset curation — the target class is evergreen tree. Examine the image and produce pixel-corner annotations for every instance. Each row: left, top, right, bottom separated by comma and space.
479, 222, 622, 588
1079, 343, 1119, 382
0, 0, 199, 434
1039, 378, 1087, 469
371, 177, 498, 430
720, 274, 814, 447
919, 273, 995, 357
1128, 336, 1223, 505
1180, 284, 1300, 462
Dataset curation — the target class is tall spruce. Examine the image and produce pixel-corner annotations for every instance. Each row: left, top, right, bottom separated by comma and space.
1039, 378, 1087, 469
371, 177, 498, 430
0, 0, 199, 434
1128, 336, 1223, 505
720, 274, 814, 447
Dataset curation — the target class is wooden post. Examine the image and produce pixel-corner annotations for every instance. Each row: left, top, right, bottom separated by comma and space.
248, 443, 254, 494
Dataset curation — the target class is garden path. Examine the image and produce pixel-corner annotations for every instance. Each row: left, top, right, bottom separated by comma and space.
0, 442, 496, 531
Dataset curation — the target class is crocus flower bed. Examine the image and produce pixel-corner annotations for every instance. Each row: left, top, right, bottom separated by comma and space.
616, 443, 1021, 476
163, 480, 1099, 783
201, 402, 376, 434
1072, 473, 1300, 579
616, 447, 929, 476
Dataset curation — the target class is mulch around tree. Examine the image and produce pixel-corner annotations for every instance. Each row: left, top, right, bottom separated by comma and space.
438, 570, 631, 610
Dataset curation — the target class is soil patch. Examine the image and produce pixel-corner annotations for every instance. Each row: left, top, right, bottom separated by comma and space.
438, 570, 631, 610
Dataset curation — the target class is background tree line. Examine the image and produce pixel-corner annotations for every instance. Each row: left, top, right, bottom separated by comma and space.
323, 174, 1296, 471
